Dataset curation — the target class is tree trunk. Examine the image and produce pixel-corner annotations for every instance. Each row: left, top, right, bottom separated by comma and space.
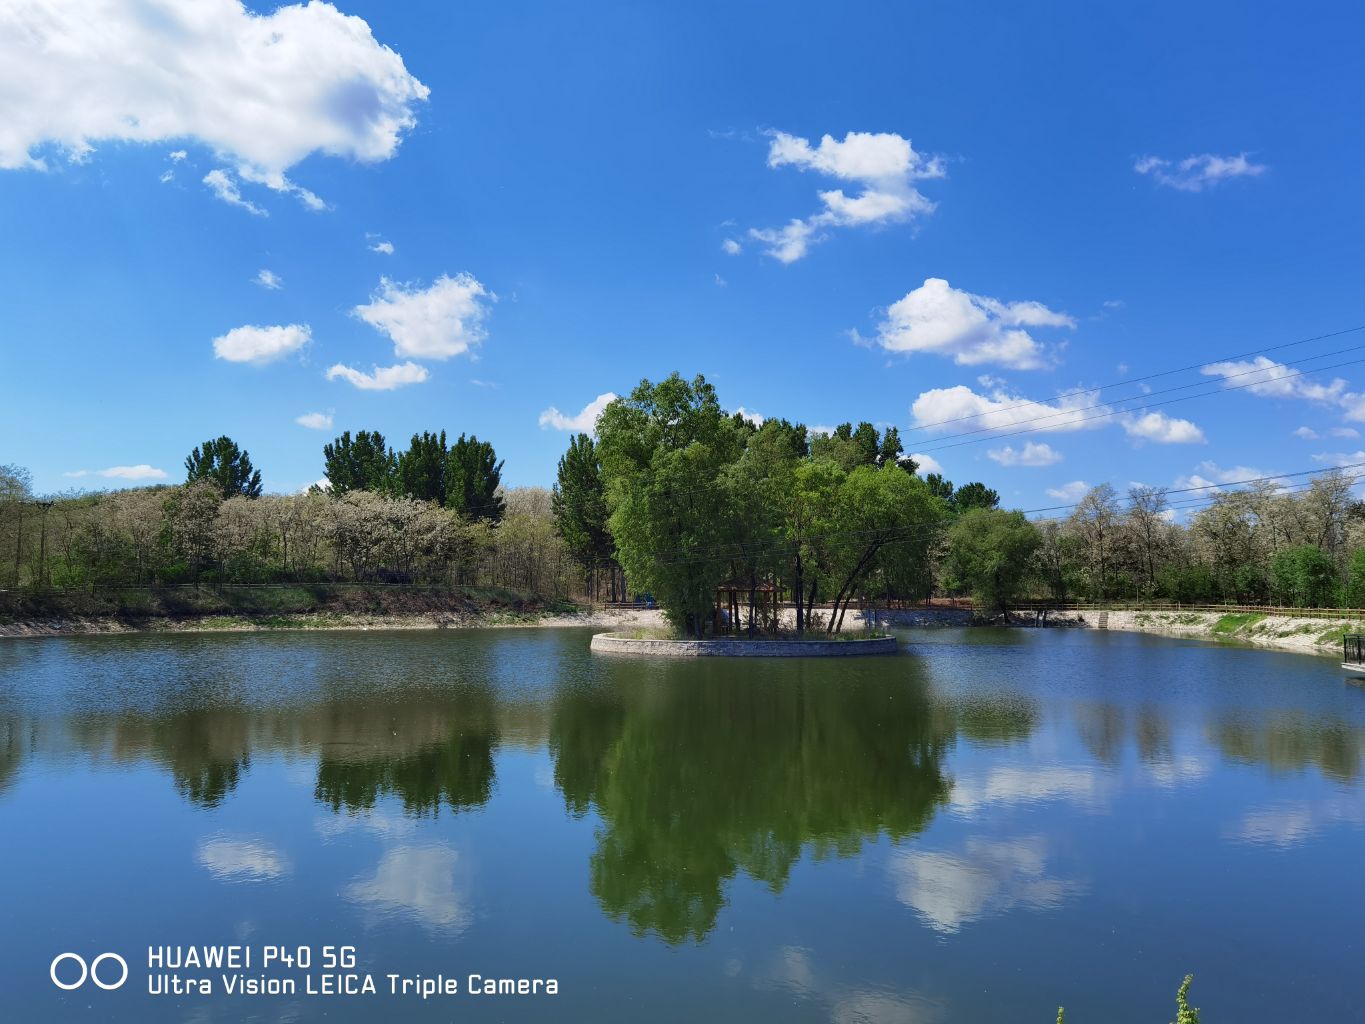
793, 551, 804, 636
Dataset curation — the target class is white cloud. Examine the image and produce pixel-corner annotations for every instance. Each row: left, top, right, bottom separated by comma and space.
1293, 426, 1319, 440
749, 130, 943, 262
871, 278, 1074, 370
950, 766, 1108, 817
326, 361, 428, 390
1119, 410, 1206, 444
1172, 461, 1272, 491
370, 240, 395, 255
168, 150, 187, 162
254, 268, 282, 290
469, 378, 497, 389
538, 392, 618, 433
0, 0, 429, 213
197, 835, 291, 882
912, 383, 1104, 435
1046, 481, 1090, 502
66, 464, 168, 481
721, 238, 742, 255
203, 168, 264, 215
1201, 356, 1347, 403
1310, 449, 1365, 469
295, 411, 333, 430
1135, 153, 1267, 191
353, 274, 492, 360
734, 406, 764, 426
1102, 299, 1125, 310
1329, 426, 1360, 438
987, 441, 1062, 467
909, 452, 943, 476
212, 323, 311, 365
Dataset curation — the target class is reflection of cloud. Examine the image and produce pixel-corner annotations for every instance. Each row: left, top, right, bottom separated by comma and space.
346, 844, 472, 932
888, 836, 1083, 933
1145, 755, 1212, 789
751, 946, 939, 1023
315, 808, 415, 840
950, 766, 1106, 817
197, 835, 291, 882
833, 990, 936, 1024
1230, 796, 1365, 848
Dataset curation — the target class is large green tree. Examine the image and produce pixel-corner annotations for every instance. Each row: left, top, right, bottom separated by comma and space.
446, 434, 505, 522
946, 508, 1041, 617
322, 430, 396, 495
552, 433, 614, 592
184, 436, 262, 498
397, 430, 448, 504
597, 373, 744, 638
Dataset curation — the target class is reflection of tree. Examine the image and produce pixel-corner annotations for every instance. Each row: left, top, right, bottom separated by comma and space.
549, 663, 959, 944
316, 729, 497, 816
952, 695, 1038, 747
0, 714, 22, 797
315, 687, 500, 817
150, 711, 251, 809
1212, 716, 1361, 782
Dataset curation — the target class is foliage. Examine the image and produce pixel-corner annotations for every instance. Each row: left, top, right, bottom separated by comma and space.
446, 433, 506, 522
1270, 544, 1337, 607
323, 430, 396, 495
1054, 975, 1200, 1023
184, 436, 262, 498
946, 508, 1040, 615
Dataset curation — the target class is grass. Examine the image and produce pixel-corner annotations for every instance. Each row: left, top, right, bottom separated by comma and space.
1211, 612, 1265, 634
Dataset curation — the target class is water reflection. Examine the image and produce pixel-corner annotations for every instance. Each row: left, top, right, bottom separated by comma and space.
345, 843, 474, 933
550, 662, 957, 943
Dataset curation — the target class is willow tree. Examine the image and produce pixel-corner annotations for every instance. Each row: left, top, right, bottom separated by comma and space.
596, 373, 744, 638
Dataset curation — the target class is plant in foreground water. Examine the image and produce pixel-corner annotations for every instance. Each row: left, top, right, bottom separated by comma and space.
1056, 975, 1200, 1023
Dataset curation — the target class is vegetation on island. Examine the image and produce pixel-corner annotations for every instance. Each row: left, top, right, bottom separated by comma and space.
5, 370, 1365, 632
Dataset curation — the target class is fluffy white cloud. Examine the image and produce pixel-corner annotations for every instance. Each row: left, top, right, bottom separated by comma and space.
912, 383, 1103, 435
909, 452, 942, 475
1046, 480, 1090, 502
734, 407, 764, 426
1329, 426, 1360, 438
212, 323, 311, 365
749, 130, 943, 262
0, 0, 429, 211
721, 238, 742, 255
255, 268, 282, 290
1119, 410, 1206, 444
326, 361, 428, 390
872, 278, 1074, 370
353, 274, 492, 360
1135, 153, 1267, 191
64, 464, 169, 481
1294, 426, 1320, 440
987, 441, 1062, 467
538, 392, 618, 433
1310, 450, 1365, 469
295, 411, 333, 430
370, 240, 395, 255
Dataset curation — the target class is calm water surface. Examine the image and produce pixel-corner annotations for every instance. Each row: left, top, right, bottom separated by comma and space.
2, 627, 1363, 1022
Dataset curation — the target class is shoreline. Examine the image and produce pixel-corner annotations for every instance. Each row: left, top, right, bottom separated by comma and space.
1039, 608, 1353, 660
0, 606, 668, 639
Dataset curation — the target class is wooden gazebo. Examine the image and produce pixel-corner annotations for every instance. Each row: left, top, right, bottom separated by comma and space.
714, 580, 782, 635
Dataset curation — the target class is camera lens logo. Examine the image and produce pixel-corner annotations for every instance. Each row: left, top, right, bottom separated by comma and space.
50, 953, 128, 991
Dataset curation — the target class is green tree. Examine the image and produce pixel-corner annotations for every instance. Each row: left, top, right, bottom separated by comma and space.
946, 508, 1041, 616
184, 436, 262, 498
1345, 548, 1365, 608
397, 430, 448, 504
953, 481, 1000, 512
322, 430, 396, 495
1271, 544, 1337, 607
597, 373, 744, 638
552, 433, 614, 594
446, 433, 506, 522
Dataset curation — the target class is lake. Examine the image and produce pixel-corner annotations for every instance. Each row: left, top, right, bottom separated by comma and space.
2, 626, 1362, 1022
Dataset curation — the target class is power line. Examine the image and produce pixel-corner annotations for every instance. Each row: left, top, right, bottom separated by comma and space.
906, 323, 1365, 433
912, 341, 1365, 447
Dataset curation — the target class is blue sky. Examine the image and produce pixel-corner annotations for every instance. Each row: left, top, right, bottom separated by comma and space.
2, 0, 1363, 509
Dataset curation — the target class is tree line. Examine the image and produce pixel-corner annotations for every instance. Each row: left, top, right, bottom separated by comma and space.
5, 372, 1365, 624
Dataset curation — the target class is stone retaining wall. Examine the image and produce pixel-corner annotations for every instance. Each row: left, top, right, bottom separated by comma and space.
589, 633, 898, 657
